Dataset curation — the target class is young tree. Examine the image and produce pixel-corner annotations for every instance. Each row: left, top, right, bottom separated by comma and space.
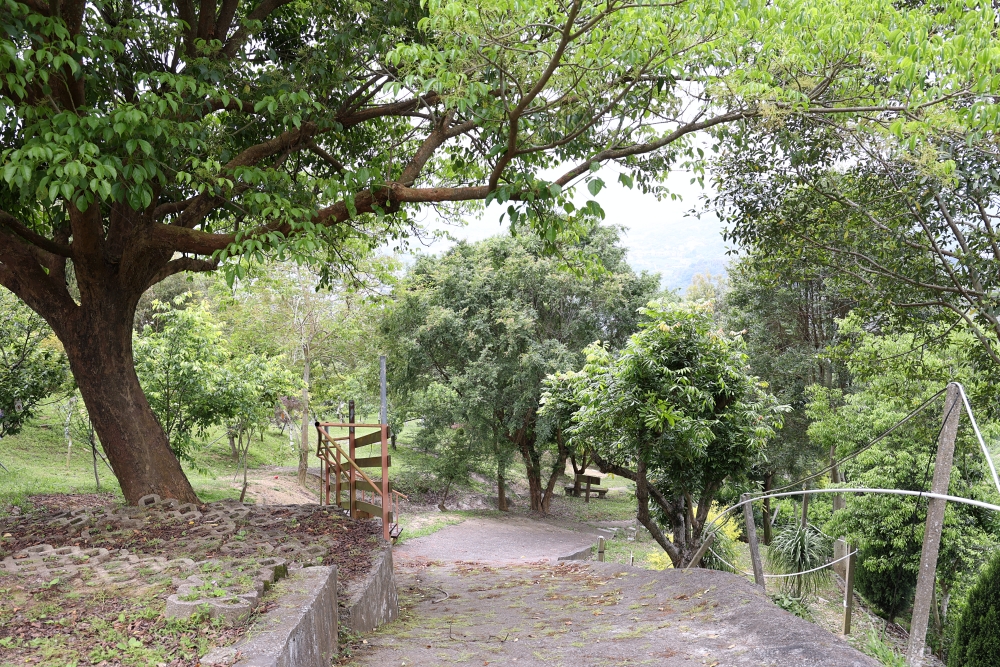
2, 0, 993, 502
719, 256, 852, 539
133, 296, 229, 459
546, 302, 785, 567
0, 287, 67, 439
215, 264, 387, 487
386, 227, 657, 513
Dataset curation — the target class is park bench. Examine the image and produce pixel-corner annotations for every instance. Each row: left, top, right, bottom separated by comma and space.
564, 474, 607, 500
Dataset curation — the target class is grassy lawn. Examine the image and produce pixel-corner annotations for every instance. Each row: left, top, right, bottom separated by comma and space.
0, 404, 306, 513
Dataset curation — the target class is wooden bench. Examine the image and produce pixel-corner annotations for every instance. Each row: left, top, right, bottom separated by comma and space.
565, 474, 606, 500
564, 485, 608, 498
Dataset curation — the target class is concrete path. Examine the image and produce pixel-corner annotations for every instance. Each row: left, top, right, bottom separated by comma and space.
394, 516, 600, 563
342, 560, 878, 666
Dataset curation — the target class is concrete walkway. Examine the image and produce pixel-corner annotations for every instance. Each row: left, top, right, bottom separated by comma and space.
394, 516, 600, 563
342, 560, 877, 666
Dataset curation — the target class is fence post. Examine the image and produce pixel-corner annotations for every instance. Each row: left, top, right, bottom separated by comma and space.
597, 537, 606, 562
843, 547, 856, 635
348, 400, 356, 519
684, 533, 716, 570
742, 493, 765, 590
906, 383, 961, 666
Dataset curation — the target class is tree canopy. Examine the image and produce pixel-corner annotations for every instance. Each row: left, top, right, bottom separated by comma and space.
385, 226, 658, 512
3, 0, 1000, 503
544, 301, 785, 566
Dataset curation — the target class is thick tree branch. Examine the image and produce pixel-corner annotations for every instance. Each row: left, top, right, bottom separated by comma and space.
0, 209, 73, 257
146, 257, 218, 290
222, 0, 296, 58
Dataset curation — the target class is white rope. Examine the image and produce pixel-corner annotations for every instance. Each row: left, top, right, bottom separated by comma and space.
956, 382, 1000, 498
702, 487, 1000, 538
706, 546, 858, 579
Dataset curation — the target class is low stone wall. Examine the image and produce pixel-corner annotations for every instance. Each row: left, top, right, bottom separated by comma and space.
202, 565, 338, 667
340, 544, 398, 634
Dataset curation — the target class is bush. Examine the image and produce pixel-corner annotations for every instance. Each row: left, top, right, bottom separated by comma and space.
765, 523, 832, 598
854, 551, 915, 624
948, 549, 1000, 667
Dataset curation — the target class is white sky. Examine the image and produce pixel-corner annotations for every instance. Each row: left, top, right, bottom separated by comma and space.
411, 167, 731, 290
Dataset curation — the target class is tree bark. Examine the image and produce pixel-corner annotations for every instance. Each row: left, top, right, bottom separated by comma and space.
762, 472, 773, 546
298, 349, 311, 487
497, 462, 508, 511
60, 306, 199, 504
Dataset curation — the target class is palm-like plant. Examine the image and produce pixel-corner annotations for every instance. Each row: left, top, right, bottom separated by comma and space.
765, 524, 833, 598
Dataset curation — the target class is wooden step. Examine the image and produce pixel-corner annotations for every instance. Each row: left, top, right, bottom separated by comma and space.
339, 499, 394, 523
354, 479, 391, 494
354, 455, 391, 468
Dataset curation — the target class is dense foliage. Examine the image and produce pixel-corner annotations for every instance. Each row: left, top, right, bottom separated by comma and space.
813, 319, 999, 641
545, 302, 785, 566
0, 287, 67, 438
134, 295, 296, 461
4, 0, 998, 502
948, 549, 1000, 667
385, 227, 657, 512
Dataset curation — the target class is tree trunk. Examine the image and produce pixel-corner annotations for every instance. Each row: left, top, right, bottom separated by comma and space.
89, 423, 100, 492
762, 472, 773, 546
570, 451, 589, 497
62, 309, 199, 504
298, 349, 311, 487
497, 464, 508, 511
228, 431, 238, 462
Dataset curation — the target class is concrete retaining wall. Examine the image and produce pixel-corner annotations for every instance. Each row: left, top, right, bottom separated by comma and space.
201, 565, 338, 667
340, 544, 398, 634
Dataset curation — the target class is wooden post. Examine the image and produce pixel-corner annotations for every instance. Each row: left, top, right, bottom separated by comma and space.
843, 547, 857, 635
334, 435, 342, 508
831, 445, 846, 513
597, 537, 606, 562
742, 493, 765, 590
684, 533, 716, 570
906, 383, 960, 666
381, 422, 390, 541
380, 355, 388, 426
348, 400, 356, 519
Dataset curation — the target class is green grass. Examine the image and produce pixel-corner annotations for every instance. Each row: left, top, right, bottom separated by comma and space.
0, 403, 307, 512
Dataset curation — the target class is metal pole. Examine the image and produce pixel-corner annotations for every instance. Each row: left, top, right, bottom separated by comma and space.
742, 493, 765, 590
843, 547, 857, 635
906, 382, 961, 666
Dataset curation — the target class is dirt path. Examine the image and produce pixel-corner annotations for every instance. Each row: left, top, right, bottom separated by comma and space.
341, 560, 878, 666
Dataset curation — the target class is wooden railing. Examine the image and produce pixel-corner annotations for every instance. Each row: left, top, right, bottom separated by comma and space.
315, 419, 404, 541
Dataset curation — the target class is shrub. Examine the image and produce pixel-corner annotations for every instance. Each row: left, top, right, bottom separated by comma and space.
854, 552, 915, 624
948, 549, 1000, 667
765, 523, 832, 598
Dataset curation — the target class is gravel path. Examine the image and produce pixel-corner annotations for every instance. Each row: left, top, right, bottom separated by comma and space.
341, 560, 878, 666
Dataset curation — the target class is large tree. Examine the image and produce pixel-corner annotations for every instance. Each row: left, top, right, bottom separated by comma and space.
1, 0, 994, 502
385, 226, 657, 513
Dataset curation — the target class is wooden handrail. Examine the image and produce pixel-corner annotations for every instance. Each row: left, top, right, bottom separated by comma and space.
316, 422, 385, 428
317, 427, 384, 500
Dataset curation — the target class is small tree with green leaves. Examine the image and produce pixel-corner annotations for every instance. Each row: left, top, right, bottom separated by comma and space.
0, 288, 67, 440
545, 301, 786, 567
948, 550, 1000, 667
